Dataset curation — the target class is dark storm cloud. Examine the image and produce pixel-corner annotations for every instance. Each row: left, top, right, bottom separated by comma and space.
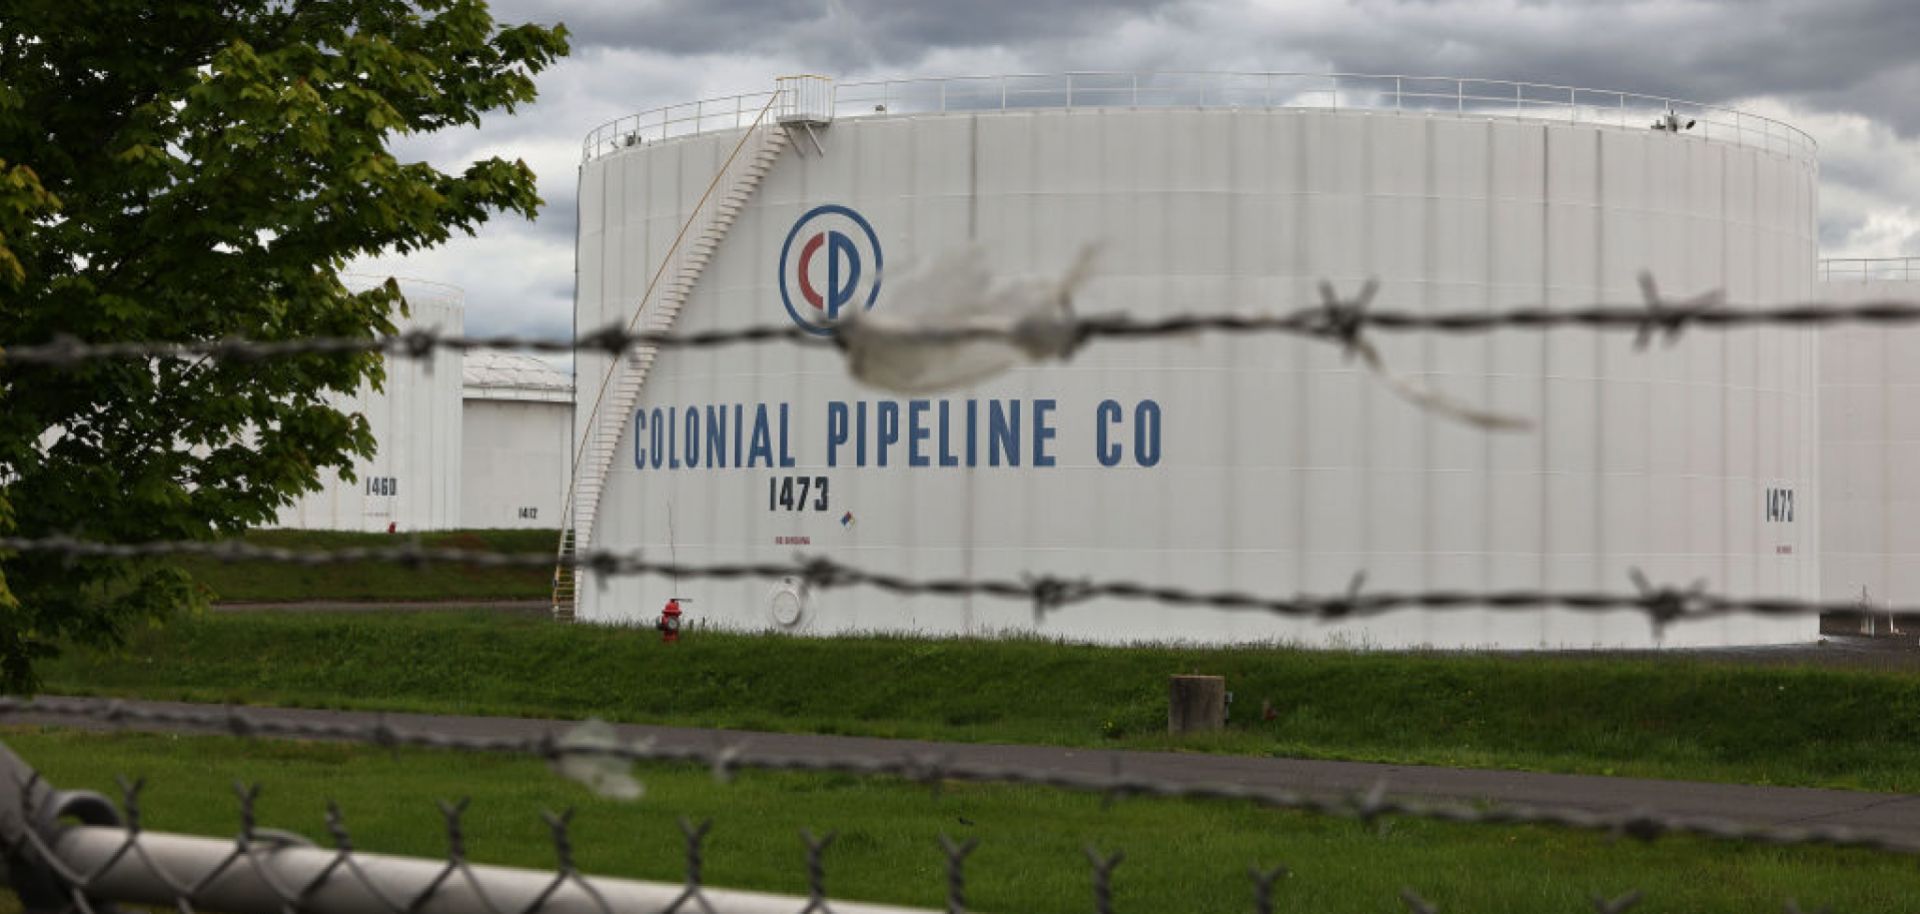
1268, 0, 1920, 133
496, 0, 1186, 67
413, 0, 1920, 337
482, 0, 1920, 137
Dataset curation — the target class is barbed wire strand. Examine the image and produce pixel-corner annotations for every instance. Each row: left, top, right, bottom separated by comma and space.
0, 534, 1869, 630
2, 275, 1914, 371
4, 696, 1918, 863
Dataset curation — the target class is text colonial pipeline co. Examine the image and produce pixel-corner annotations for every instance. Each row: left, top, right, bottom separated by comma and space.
633, 398, 1164, 470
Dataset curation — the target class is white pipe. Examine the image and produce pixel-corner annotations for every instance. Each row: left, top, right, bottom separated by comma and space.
53, 827, 937, 914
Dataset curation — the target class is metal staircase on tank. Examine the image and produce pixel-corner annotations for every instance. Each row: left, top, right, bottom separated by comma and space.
553, 81, 826, 622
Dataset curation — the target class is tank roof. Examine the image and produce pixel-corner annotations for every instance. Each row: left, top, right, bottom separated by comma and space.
583, 71, 1815, 164
463, 349, 573, 403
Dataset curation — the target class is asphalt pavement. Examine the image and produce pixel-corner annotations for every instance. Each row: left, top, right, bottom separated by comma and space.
11, 697, 1918, 844
211, 600, 546, 612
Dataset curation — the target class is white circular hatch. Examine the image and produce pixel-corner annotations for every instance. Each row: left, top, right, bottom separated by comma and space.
768, 578, 806, 628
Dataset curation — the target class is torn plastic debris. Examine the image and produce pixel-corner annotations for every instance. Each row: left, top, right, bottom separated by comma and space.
550, 719, 646, 800
839, 244, 1097, 394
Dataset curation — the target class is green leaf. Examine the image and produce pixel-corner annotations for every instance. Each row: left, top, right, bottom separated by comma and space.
0, 0, 569, 691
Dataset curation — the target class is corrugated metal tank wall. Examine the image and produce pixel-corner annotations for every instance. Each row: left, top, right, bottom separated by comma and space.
577, 106, 1819, 648
461, 399, 571, 529
274, 295, 464, 532
1817, 273, 1920, 610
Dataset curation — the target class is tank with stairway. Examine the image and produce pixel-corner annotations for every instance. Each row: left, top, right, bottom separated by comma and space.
554, 78, 816, 620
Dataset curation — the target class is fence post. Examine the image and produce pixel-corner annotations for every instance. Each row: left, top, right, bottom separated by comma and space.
1169, 675, 1227, 734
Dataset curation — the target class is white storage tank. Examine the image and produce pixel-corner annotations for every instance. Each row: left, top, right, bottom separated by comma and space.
462, 350, 573, 529
1817, 258, 1920, 613
274, 279, 464, 532
570, 73, 1820, 648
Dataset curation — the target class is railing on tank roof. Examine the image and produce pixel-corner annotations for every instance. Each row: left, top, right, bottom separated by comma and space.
1820, 257, 1920, 282
581, 90, 781, 162
582, 71, 1816, 164
341, 272, 466, 309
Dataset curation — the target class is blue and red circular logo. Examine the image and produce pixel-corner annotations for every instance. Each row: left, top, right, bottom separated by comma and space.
779, 204, 882, 335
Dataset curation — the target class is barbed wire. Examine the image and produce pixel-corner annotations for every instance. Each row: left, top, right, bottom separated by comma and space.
0, 276, 1908, 371
0, 534, 1865, 629
3, 696, 1915, 864
0, 324, 817, 367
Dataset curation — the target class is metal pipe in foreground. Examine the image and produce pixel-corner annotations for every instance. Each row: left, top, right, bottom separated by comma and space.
52, 827, 937, 914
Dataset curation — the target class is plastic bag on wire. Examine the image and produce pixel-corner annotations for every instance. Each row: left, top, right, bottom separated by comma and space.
839, 245, 1098, 394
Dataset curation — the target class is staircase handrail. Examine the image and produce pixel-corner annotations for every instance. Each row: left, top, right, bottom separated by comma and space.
553, 91, 786, 608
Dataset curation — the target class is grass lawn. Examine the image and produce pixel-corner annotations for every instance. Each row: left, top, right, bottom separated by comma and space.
172, 529, 556, 602
4, 728, 1916, 914
40, 611, 1920, 792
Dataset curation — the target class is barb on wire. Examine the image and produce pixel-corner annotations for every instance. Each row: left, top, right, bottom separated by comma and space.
1309, 279, 1532, 431
1634, 274, 1723, 349
231, 781, 321, 912
528, 809, 611, 914
7, 696, 1918, 862
1628, 570, 1709, 634
323, 801, 419, 914
1256, 280, 1529, 431
799, 829, 837, 914
663, 818, 715, 914
0, 534, 1886, 627
1592, 890, 1643, 914
1084, 847, 1124, 914
937, 834, 978, 914
1248, 865, 1288, 914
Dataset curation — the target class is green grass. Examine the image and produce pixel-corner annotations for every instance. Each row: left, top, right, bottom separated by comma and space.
6, 728, 1917, 914
40, 611, 1920, 792
173, 529, 556, 602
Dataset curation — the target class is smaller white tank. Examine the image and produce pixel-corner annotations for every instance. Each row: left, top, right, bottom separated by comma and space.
1818, 258, 1920, 614
461, 350, 572, 529
273, 279, 465, 532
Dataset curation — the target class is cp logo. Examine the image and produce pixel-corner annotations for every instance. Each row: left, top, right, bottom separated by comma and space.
779, 204, 883, 335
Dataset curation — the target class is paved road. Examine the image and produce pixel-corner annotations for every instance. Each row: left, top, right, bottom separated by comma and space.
14, 697, 1920, 843
211, 600, 545, 612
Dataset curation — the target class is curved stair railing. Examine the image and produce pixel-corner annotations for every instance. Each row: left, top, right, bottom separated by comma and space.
552, 93, 790, 621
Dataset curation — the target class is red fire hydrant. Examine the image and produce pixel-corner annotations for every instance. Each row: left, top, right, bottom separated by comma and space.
656, 598, 683, 644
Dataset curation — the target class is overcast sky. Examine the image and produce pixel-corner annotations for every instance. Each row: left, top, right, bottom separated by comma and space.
355, 0, 1920, 344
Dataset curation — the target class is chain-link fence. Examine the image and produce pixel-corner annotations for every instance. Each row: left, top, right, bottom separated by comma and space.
0, 697, 1901, 914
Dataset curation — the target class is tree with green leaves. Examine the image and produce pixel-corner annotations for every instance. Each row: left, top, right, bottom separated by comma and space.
0, 1, 568, 690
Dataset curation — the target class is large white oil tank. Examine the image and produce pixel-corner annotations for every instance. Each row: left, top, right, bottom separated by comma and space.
570, 73, 1820, 648
462, 350, 573, 528
274, 279, 464, 532
1817, 258, 1920, 613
